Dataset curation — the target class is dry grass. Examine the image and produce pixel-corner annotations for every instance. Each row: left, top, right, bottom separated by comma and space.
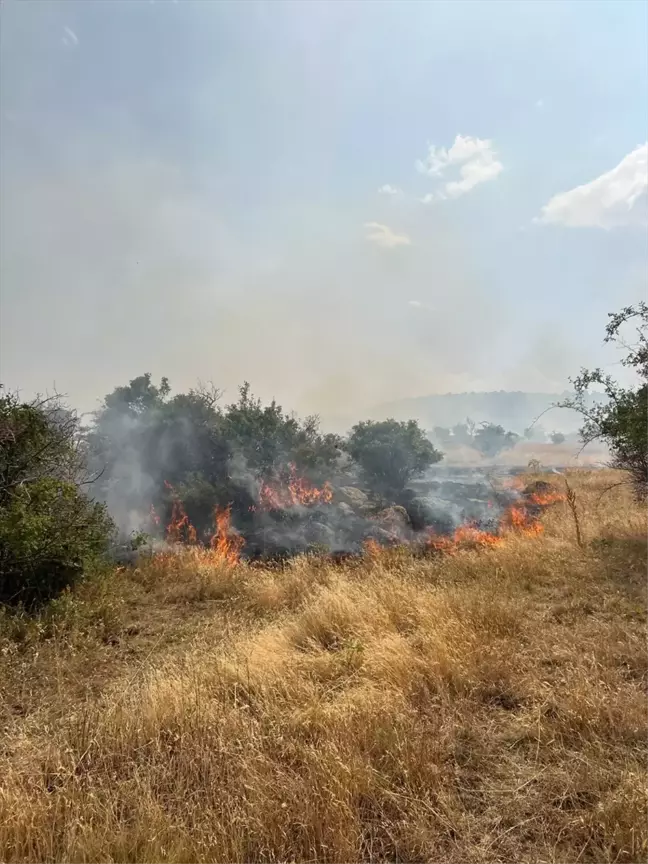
443, 440, 610, 468
0, 470, 646, 863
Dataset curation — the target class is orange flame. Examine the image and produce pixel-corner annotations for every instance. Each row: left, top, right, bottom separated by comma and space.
259, 463, 333, 510
426, 524, 503, 554
424, 490, 561, 554
363, 538, 382, 557
210, 506, 245, 565
502, 504, 543, 535
165, 490, 198, 545
528, 490, 566, 506
161, 482, 244, 565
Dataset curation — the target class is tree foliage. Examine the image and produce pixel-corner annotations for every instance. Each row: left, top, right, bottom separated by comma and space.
345, 419, 442, 503
88, 376, 346, 542
561, 302, 648, 498
433, 418, 520, 455
451, 419, 476, 447
472, 423, 519, 458
0, 391, 113, 606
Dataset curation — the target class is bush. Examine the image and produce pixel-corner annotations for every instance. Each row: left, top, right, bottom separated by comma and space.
472, 422, 518, 458
87, 377, 346, 539
345, 419, 442, 503
0, 392, 114, 607
561, 303, 648, 499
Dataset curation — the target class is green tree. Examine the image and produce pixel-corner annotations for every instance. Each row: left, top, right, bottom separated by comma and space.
561, 303, 647, 498
88, 377, 346, 541
0, 391, 113, 606
451, 418, 476, 447
550, 431, 566, 445
432, 426, 452, 447
473, 423, 518, 458
223, 383, 343, 482
346, 419, 442, 503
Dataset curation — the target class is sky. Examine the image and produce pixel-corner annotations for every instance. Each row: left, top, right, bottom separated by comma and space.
1, 0, 647, 429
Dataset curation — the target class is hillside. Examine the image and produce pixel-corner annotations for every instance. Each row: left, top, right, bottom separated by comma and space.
372, 391, 603, 435
1, 469, 646, 863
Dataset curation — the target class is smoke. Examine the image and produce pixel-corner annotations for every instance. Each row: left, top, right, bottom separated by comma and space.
88, 409, 162, 538
86, 395, 529, 561
0, 133, 521, 432
2, 0, 643, 447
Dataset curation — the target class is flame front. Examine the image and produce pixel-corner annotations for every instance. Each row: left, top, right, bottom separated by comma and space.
528, 490, 566, 506
156, 474, 563, 563
210, 506, 245, 564
425, 491, 560, 553
163, 482, 243, 564
426, 524, 503, 554
165, 484, 198, 545
259, 463, 333, 510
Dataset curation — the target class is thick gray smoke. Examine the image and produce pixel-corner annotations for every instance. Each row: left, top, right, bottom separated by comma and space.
231, 467, 524, 558
82, 376, 542, 562
99, 435, 526, 561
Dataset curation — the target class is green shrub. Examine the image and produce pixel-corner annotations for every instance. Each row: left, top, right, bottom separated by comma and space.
88, 376, 346, 538
345, 419, 442, 503
0, 392, 114, 607
473, 422, 518, 457
561, 303, 648, 499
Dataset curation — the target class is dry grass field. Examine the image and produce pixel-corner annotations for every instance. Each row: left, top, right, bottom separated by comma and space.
0, 470, 646, 863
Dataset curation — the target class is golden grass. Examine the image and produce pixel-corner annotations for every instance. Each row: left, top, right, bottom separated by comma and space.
0, 470, 646, 863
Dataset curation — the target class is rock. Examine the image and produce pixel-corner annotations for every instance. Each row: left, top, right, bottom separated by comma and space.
406, 496, 462, 534
363, 524, 400, 546
307, 521, 337, 548
374, 505, 411, 538
337, 502, 355, 519
336, 486, 372, 513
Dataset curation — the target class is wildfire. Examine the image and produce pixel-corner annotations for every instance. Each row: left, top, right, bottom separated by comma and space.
259, 463, 333, 510
528, 490, 566, 507
425, 489, 562, 554
426, 524, 503, 554
162, 482, 244, 564
165, 496, 197, 545
503, 504, 544, 535
363, 538, 382, 557
210, 506, 245, 565
153, 475, 564, 565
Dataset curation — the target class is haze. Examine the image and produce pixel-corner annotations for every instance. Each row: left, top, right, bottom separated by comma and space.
1, 0, 646, 430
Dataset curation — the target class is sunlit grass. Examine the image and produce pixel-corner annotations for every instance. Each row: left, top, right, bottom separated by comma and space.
0, 470, 645, 863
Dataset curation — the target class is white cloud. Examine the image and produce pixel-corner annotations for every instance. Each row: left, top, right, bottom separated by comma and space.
378, 184, 401, 196
364, 222, 411, 249
407, 299, 435, 312
535, 98, 544, 110
61, 26, 79, 47
416, 134, 503, 201
538, 143, 648, 229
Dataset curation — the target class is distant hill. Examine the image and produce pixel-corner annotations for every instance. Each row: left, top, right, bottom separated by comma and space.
371, 391, 601, 435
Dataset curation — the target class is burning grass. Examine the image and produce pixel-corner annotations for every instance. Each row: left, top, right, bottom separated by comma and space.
0, 470, 646, 863
155, 465, 566, 564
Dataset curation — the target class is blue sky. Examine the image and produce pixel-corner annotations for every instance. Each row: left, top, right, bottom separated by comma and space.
1, 0, 646, 426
